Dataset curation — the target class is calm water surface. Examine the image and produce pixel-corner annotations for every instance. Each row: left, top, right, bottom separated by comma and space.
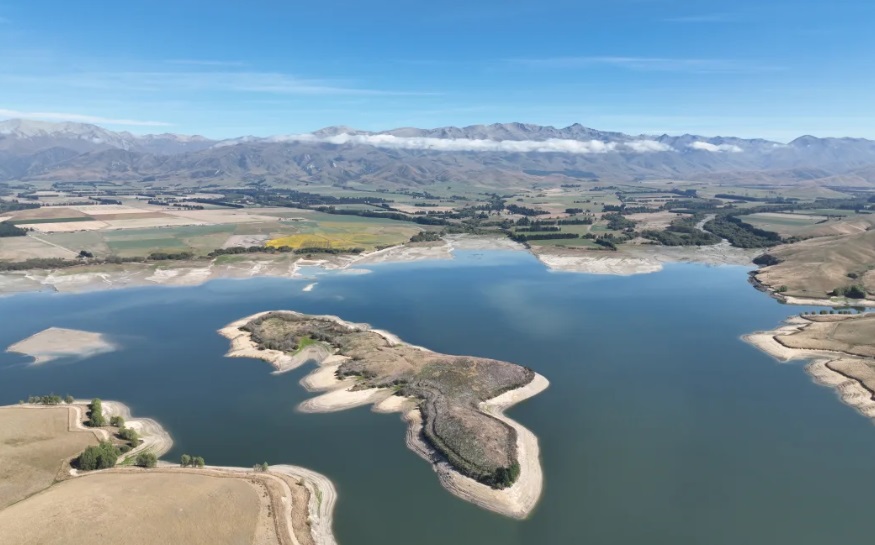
1, 250, 873, 545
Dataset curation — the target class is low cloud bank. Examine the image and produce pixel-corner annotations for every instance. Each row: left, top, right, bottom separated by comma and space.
263, 133, 678, 154
689, 141, 743, 153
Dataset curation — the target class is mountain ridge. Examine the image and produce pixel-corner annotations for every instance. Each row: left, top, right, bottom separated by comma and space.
2, 118, 875, 188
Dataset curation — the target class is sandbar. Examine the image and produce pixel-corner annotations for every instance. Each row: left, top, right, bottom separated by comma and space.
6, 327, 116, 364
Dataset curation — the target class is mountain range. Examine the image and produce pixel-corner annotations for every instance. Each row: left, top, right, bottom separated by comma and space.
2, 118, 875, 189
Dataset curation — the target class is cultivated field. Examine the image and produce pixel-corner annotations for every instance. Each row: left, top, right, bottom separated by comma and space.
0, 407, 99, 509
0, 472, 264, 545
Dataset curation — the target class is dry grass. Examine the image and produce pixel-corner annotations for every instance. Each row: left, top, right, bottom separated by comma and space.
0, 236, 78, 260
755, 229, 875, 297
0, 407, 98, 509
0, 472, 264, 545
778, 315, 875, 357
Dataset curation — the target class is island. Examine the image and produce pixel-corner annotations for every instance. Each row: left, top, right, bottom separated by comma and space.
6, 327, 116, 364
0, 397, 338, 545
220, 310, 549, 519
745, 312, 875, 420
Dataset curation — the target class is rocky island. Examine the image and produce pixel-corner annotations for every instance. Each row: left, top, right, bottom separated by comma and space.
220, 310, 549, 519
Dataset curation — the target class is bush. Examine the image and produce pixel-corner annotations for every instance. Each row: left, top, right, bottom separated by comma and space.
76, 441, 120, 470
118, 427, 139, 445
87, 398, 106, 427
135, 452, 158, 468
833, 285, 868, 299
753, 253, 782, 266
109, 415, 125, 428
65, 395, 74, 404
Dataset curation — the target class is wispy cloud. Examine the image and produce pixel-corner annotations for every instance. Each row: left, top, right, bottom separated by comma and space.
662, 13, 737, 23
0, 70, 431, 97
509, 56, 780, 74
165, 59, 246, 67
0, 108, 172, 127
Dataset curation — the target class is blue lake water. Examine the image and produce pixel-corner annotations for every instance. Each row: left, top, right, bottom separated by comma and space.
1, 250, 873, 545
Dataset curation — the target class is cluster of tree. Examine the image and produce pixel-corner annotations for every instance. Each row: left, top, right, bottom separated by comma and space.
297, 246, 365, 255
663, 199, 722, 213
189, 198, 245, 208
25, 394, 73, 405
640, 216, 721, 246
78, 250, 94, 259
603, 213, 636, 231
76, 441, 120, 470
252, 462, 270, 472
515, 226, 561, 232
118, 426, 140, 447
0, 221, 29, 237
148, 251, 195, 261
89, 197, 123, 205
409, 231, 442, 243
313, 207, 449, 225
208, 245, 290, 257
753, 254, 783, 266
482, 463, 521, 489
802, 310, 857, 315
509, 232, 579, 243
505, 204, 548, 216
136, 452, 158, 468
87, 398, 106, 427
593, 238, 617, 250
703, 216, 782, 248
0, 201, 39, 213
0, 258, 80, 271
565, 208, 584, 214
180, 454, 206, 468
714, 194, 768, 202
832, 285, 868, 299
558, 217, 594, 225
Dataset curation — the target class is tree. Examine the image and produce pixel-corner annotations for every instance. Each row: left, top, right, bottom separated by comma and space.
110, 415, 125, 428
181, 454, 191, 468
194, 456, 205, 468
64, 395, 74, 404
261, 462, 269, 472
135, 452, 158, 468
118, 427, 139, 445
76, 441, 120, 470
87, 398, 106, 427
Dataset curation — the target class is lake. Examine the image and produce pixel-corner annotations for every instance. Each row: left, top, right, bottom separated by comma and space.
1, 249, 872, 545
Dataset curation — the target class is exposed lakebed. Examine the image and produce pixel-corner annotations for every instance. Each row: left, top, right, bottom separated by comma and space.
1, 249, 874, 545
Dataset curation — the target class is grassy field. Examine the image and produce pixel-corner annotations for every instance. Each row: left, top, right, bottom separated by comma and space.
0, 407, 98, 509
0, 472, 263, 545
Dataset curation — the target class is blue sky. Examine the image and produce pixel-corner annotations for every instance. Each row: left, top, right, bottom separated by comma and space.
1, 0, 873, 141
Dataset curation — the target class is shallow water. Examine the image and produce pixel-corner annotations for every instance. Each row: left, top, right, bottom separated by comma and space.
1, 250, 873, 545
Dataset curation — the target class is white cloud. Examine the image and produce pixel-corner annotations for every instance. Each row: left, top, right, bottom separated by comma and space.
222, 133, 677, 154
266, 133, 619, 154
689, 141, 743, 153
624, 140, 674, 152
510, 56, 779, 74
0, 108, 172, 127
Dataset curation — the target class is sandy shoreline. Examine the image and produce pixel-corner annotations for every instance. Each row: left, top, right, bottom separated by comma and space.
7, 400, 339, 545
219, 310, 549, 519
0, 234, 759, 295
743, 316, 875, 422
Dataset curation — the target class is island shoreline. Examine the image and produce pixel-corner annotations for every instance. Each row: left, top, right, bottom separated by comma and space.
219, 310, 550, 519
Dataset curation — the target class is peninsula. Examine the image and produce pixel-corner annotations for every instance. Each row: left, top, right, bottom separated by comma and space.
0, 398, 338, 545
220, 310, 549, 519
745, 313, 875, 420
